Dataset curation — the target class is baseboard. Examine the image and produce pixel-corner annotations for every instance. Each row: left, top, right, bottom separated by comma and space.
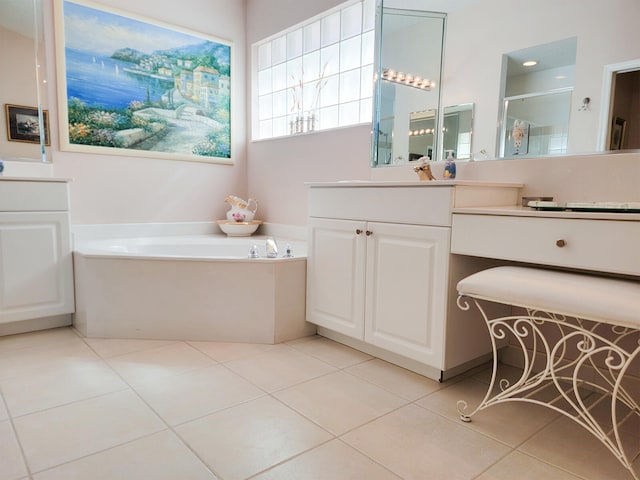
0, 314, 72, 336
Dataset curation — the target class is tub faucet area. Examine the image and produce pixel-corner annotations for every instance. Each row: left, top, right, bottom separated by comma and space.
266, 238, 278, 258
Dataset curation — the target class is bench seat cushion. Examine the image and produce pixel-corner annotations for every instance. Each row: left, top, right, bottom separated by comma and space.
457, 266, 640, 329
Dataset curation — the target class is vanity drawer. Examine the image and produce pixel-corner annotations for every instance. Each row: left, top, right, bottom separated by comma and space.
309, 186, 453, 226
451, 214, 640, 277
0, 181, 69, 212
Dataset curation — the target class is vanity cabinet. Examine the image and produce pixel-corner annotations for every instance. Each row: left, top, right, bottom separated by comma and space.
308, 217, 449, 366
0, 179, 74, 329
306, 181, 521, 380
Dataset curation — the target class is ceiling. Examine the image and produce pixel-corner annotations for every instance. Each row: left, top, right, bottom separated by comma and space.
506, 37, 578, 77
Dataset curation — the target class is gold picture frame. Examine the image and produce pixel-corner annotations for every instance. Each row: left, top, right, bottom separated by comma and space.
5, 104, 50, 145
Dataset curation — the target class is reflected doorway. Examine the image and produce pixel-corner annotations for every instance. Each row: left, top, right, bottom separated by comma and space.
607, 69, 640, 150
599, 60, 640, 151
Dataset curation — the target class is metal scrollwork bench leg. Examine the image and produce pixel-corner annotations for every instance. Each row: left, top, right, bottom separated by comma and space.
454, 267, 640, 480
456, 296, 640, 479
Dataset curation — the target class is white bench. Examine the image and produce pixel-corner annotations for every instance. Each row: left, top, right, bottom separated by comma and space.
456, 266, 640, 479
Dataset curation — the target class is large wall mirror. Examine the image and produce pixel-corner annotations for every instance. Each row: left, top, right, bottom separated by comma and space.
371, 1, 445, 167
373, 0, 640, 166
498, 38, 576, 158
0, 0, 49, 163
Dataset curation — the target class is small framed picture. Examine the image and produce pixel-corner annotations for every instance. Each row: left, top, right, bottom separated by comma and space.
5, 104, 51, 145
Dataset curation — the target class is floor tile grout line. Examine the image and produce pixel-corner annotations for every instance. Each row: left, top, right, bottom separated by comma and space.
95, 362, 225, 480
409, 395, 519, 450
45, 334, 226, 477
0, 384, 33, 479
409, 387, 607, 480
333, 434, 409, 479
334, 437, 406, 480
285, 337, 375, 370
4, 329, 625, 479
76, 338, 338, 480
6, 384, 132, 421
468, 448, 516, 480
23, 429, 176, 478
243, 437, 338, 480
338, 363, 443, 403
186, 340, 280, 363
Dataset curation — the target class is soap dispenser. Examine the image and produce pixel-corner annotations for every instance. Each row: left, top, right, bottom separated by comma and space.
444, 153, 456, 179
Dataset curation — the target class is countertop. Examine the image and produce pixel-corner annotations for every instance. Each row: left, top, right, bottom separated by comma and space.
306, 180, 524, 188
0, 176, 71, 182
453, 205, 640, 221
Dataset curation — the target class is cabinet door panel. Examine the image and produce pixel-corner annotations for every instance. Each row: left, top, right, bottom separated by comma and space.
306, 218, 366, 338
364, 222, 450, 366
0, 212, 74, 323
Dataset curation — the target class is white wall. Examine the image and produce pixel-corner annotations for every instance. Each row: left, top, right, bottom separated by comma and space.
45, 0, 247, 224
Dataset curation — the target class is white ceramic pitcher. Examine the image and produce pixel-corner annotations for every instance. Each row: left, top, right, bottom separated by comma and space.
225, 195, 258, 222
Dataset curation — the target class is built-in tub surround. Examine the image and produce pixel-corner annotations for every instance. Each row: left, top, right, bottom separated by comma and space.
73, 233, 315, 343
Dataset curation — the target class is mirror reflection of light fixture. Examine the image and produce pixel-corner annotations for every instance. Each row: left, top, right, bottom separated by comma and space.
382, 68, 434, 90
522, 60, 538, 67
409, 128, 435, 136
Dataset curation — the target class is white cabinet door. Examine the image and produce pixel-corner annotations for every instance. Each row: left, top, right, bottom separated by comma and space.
306, 217, 367, 338
0, 212, 74, 323
364, 222, 450, 367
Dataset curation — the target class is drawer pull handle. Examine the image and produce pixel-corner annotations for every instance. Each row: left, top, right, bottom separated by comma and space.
556, 239, 567, 248
366, 230, 373, 236
355, 229, 363, 235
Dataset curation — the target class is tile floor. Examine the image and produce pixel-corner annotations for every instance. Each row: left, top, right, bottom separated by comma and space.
0, 327, 637, 480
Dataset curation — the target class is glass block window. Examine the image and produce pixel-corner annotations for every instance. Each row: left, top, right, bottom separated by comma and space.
253, 0, 375, 140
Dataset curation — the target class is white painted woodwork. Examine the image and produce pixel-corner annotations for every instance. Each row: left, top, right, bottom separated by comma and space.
363, 222, 450, 366
306, 181, 520, 378
0, 180, 74, 324
306, 218, 366, 338
451, 214, 640, 277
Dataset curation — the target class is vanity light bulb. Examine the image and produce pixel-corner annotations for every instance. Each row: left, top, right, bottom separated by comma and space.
396, 72, 405, 81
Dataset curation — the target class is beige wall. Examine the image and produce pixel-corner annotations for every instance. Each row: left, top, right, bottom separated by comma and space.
45, 0, 247, 224
26, 0, 640, 226
245, 0, 372, 226
0, 26, 43, 160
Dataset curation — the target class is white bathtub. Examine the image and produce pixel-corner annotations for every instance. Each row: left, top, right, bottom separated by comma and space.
72, 235, 316, 343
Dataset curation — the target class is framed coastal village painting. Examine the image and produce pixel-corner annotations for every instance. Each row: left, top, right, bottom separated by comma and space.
53, 0, 232, 163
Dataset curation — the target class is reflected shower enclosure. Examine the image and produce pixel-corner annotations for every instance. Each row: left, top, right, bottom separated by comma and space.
498, 38, 577, 158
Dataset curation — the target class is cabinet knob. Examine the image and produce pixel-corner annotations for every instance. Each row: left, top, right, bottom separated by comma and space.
556, 239, 566, 248
366, 230, 373, 236
355, 229, 363, 235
